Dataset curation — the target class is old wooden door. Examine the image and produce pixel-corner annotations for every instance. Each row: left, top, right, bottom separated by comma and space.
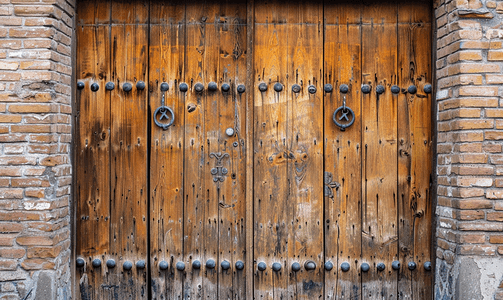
75, 0, 433, 299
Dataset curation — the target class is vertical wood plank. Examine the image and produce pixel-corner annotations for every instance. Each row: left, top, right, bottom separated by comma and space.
149, 1, 185, 299
360, 1, 399, 298
397, 1, 433, 298
109, 0, 149, 298
253, 1, 289, 298
324, 1, 363, 299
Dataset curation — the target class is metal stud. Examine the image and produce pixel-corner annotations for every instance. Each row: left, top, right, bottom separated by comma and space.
225, 127, 235, 137
324, 261, 333, 271
194, 83, 204, 93
235, 261, 244, 270
192, 260, 201, 269
274, 83, 283, 92
206, 259, 216, 269
292, 84, 301, 93
424, 261, 432, 271
123, 261, 133, 271
257, 262, 267, 271
392, 261, 400, 270
324, 84, 333, 93
408, 262, 417, 271
341, 262, 350, 272
136, 260, 146, 269
91, 83, 99, 92
258, 83, 268, 92
377, 263, 386, 271
123, 83, 132, 92
221, 261, 231, 270
92, 258, 101, 268
272, 262, 282, 272
361, 84, 371, 94
221, 83, 230, 92
233, 141, 239, 147
77, 81, 85, 90
340, 84, 349, 93
308, 85, 317, 94
237, 84, 246, 93
76, 258, 85, 268
160, 82, 169, 92
208, 82, 218, 91
291, 262, 301, 272
423, 84, 432, 94
407, 85, 417, 94
376, 85, 385, 95
105, 82, 115, 91
159, 261, 169, 270
361, 263, 370, 272
391, 85, 400, 94
136, 81, 145, 90
304, 261, 316, 271
179, 82, 188, 92
106, 259, 116, 268
176, 262, 185, 271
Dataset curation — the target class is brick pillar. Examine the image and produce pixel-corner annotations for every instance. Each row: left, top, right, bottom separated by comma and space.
0, 0, 74, 299
435, 0, 503, 298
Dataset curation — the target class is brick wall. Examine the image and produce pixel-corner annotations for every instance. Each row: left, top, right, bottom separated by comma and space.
0, 0, 74, 299
435, 0, 503, 298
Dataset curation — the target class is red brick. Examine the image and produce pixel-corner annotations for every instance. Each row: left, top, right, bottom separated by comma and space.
0, 248, 25, 258
16, 235, 55, 246
487, 212, 503, 222
458, 210, 485, 220
21, 258, 55, 270
489, 235, 503, 244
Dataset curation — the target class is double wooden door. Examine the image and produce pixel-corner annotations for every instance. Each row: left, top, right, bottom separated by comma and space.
75, 0, 433, 299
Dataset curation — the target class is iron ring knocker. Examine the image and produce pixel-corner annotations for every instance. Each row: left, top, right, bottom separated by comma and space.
333, 95, 355, 130
154, 94, 175, 130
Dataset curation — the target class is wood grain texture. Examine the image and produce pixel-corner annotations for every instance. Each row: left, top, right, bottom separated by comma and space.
360, 1, 399, 299
149, 1, 185, 299
324, 1, 363, 299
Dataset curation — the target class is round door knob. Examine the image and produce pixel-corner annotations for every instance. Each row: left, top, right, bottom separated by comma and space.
136, 260, 146, 269
392, 260, 400, 270
304, 261, 316, 271
194, 83, 204, 93
105, 82, 115, 90
407, 85, 417, 94
272, 262, 282, 272
361, 263, 370, 272
324, 84, 333, 93
377, 263, 386, 271
257, 262, 266, 271
208, 82, 218, 91
123, 261, 133, 270
106, 259, 116, 268
221, 260, 230, 270
340, 84, 349, 93
237, 84, 246, 93
308, 85, 317, 94
176, 262, 185, 271
424, 261, 432, 271
159, 261, 169, 270
206, 259, 215, 269
136, 81, 145, 90
179, 82, 188, 92
391, 85, 400, 94
235, 261, 244, 270
77, 81, 85, 90
361, 84, 371, 94
160, 82, 169, 92
408, 262, 417, 270
423, 84, 432, 94
376, 85, 385, 94
91, 83, 99, 92
324, 261, 333, 271
123, 83, 132, 92
221, 83, 230, 92
274, 83, 283, 92
76, 258, 85, 268
92, 258, 101, 268
291, 262, 301, 272
258, 83, 268, 92
192, 260, 201, 269
292, 84, 301, 93
340, 262, 350, 272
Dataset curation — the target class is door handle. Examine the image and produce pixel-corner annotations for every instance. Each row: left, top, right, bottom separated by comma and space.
154, 93, 175, 130
333, 94, 355, 130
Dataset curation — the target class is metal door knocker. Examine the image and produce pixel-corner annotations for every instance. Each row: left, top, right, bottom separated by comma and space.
333, 95, 355, 130
154, 93, 175, 130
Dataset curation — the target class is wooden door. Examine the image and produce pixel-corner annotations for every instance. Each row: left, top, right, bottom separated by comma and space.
75, 0, 433, 299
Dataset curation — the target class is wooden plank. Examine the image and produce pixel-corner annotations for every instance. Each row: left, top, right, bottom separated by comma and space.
75, 23, 111, 300
324, 1, 363, 299
285, 2, 324, 299
253, 1, 289, 298
397, 1, 433, 298
109, 0, 149, 297
149, 1, 185, 299
76, 0, 110, 25
360, 0, 399, 299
